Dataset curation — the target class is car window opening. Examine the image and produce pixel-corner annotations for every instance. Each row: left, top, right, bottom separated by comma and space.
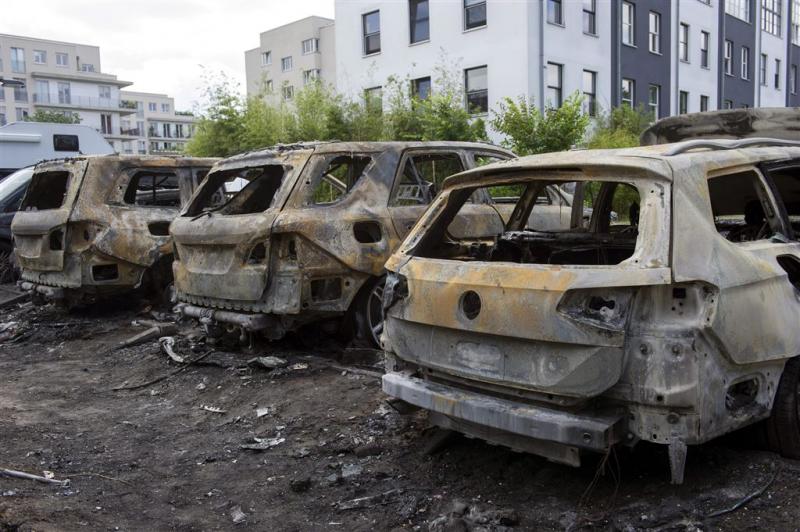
765, 167, 800, 237
391, 153, 464, 206
185, 165, 286, 216
708, 170, 778, 242
21, 171, 70, 211
313, 155, 372, 204
124, 172, 181, 207
415, 179, 642, 266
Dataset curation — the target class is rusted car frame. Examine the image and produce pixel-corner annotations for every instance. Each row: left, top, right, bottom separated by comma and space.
12, 155, 217, 306
170, 141, 515, 346
381, 136, 800, 483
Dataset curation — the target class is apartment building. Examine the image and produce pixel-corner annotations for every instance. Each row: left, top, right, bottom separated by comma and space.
244, 16, 336, 102
0, 34, 196, 155
323, 0, 800, 129
119, 91, 196, 155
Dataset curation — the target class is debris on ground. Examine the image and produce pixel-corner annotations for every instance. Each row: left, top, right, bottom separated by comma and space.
240, 435, 285, 451
0, 467, 70, 487
200, 404, 226, 414
230, 505, 247, 524
116, 323, 177, 351
247, 356, 288, 370
334, 488, 404, 511
159, 336, 184, 363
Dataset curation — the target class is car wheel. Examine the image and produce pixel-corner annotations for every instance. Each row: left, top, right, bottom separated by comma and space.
354, 275, 386, 349
765, 357, 800, 458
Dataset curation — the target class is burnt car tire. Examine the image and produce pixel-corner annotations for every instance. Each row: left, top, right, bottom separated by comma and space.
765, 357, 800, 459
353, 275, 386, 349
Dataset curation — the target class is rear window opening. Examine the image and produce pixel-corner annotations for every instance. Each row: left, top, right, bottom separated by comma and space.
22, 171, 70, 211
312, 155, 372, 205
415, 179, 642, 266
708, 170, 778, 242
185, 165, 286, 216
124, 172, 181, 207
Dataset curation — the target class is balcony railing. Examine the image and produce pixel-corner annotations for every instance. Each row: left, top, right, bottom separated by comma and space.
120, 128, 141, 136
32, 92, 137, 110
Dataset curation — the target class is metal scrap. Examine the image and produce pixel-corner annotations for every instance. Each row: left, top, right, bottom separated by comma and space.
159, 336, 184, 363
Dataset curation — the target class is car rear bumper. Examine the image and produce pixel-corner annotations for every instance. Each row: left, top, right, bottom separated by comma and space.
382, 372, 624, 452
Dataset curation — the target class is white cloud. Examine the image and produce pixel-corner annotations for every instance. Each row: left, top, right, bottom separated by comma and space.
2, 0, 334, 110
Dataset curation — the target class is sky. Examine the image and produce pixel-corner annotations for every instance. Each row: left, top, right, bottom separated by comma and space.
2, 0, 335, 111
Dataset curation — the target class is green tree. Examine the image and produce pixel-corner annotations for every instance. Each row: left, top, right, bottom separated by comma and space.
490, 92, 589, 156
586, 104, 652, 149
186, 73, 246, 157
25, 110, 81, 124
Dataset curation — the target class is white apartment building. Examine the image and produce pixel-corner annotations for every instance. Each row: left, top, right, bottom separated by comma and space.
0, 34, 196, 155
0, 34, 135, 151
244, 16, 336, 102
120, 91, 196, 155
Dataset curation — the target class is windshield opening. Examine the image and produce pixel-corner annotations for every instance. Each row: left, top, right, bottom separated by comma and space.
184, 165, 286, 216
0, 167, 34, 201
414, 178, 642, 266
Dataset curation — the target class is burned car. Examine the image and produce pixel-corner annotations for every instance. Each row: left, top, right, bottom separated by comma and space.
381, 109, 800, 483
170, 141, 518, 346
12, 155, 217, 306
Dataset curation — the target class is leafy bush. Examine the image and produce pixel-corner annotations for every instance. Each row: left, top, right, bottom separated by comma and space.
25, 110, 81, 124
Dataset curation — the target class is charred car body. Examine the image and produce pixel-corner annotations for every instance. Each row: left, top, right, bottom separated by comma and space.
170, 141, 517, 346
382, 109, 800, 483
12, 155, 217, 306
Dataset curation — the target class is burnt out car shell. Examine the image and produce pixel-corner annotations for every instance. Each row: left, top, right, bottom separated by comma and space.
170, 141, 514, 340
11, 155, 217, 303
381, 138, 800, 483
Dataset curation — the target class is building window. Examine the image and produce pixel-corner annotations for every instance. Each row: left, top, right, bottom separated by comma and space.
101, 114, 112, 135
265, 80, 273, 92
583, 0, 596, 35
679, 23, 689, 62
281, 56, 293, 72
99, 85, 111, 101
761, 0, 781, 36
701, 31, 710, 68
410, 0, 430, 43
261, 51, 272, 66
724, 40, 733, 76
57, 82, 70, 104
282, 85, 294, 100
546, 62, 563, 108
148, 102, 157, 112
0, 107, 5, 126
793, 0, 800, 44
700, 95, 709, 111
464, 65, 488, 114
464, 0, 487, 29
621, 78, 634, 107
547, 0, 563, 25
0, 86, 4, 101
161, 103, 170, 113
792, 64, 798, 93
582, 70, 597, 117
648, 84, 660, 119
363, 10, 381, 55
34, 80, 49, 103
162, 123, 172, 138
741, 47, 750, 79
679, 91, 688, 114
301, 38, 319, 55
760, 53, 768, 85
10, 48, 25, 73
775, 58, 781, 89
622, 2, 635, 45
724, 99, 734, 109
364, 86, 383, 112
649, 12, 661, 54
55, 52, 68, 67
33, 50, 46, 64
412, 76, 432, 99
726, 0, 751, 22
16, 108, 28, 121
13, 79, 27, 103
303, 69, 320, 84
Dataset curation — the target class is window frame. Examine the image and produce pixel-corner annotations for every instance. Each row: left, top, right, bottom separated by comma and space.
760, 53, 768, 85
700, 94, 709, 112
409, 0, 430, 44
701, 31, 710, 69
389, 149, 468, 207
261, 51, 272, 66
761, 0, 782, 36
33, 50, 46, 65
648, 84, 660, 120
679, 90, 689, 114
582, 69, 597, 117
281, 56, 293, 72
583, 0, 597, 35
679, 23, 689, 62
546, 62, 563, 108
775, 58, 782, 89
412, 76, 432, 100
726, 0, 751, 22
55, 52, 68, 68
741, 46, 750, 79
301, 38, 319, 55
621, 78, 635, 107
463, 0, 487, 30
649, 12, 661, 54
547, 0, 564, 25
622, 1, 635, 46
724, 40, 733, 76
363, 10, 382, 55
464, 65, 489, 115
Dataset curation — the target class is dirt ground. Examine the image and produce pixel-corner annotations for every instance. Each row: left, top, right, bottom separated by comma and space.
1, 294, 799, 531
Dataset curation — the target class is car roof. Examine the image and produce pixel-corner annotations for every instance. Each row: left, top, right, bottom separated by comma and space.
33, 154, 220, 170
214, 140, 513, 168
440, 139, 800, 190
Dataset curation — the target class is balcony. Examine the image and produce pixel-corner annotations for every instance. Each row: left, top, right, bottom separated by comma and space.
32, 93, 137, 113
119, 127, 141, 136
